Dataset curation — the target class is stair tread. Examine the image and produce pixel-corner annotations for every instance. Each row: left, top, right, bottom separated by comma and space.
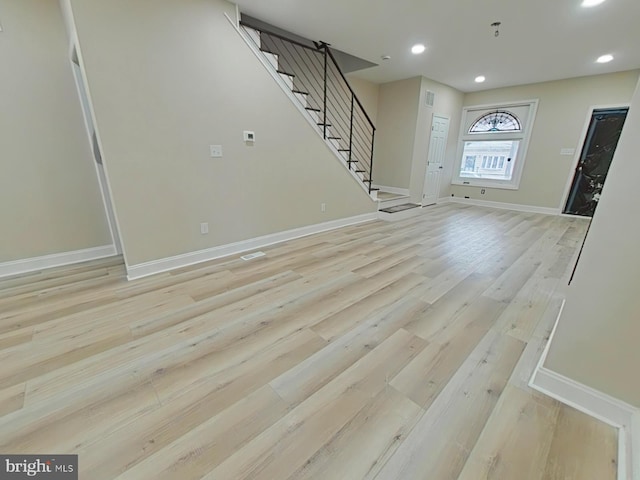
292, 89, 309, 95
277, 70, 295, 77
260, 49, 279, 56
305, 107, 321, 112
327, 136, 341, 140
337, 149, 350, 152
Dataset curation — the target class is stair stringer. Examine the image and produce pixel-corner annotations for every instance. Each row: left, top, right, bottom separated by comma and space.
225, 15, 377, 201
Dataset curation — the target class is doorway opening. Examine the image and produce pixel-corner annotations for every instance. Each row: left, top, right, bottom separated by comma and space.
563, 107, 628, 217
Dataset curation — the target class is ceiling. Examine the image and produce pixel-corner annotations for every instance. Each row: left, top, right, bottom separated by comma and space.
233, 0, 640, 92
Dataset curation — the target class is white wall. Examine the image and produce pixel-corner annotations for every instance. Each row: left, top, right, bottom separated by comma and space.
449, 71, 640, 209
0, 0, 112, 263
67, 0, 376, 267
545, 76, 640, 408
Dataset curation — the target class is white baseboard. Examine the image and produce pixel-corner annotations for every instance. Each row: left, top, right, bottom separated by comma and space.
560, 212, 592, 221
126, 212, 378, 281
372, 185, 410, 196
440, 196, 560, 215
0, 245, 117, 279
529, 300, 639, 480
633, 413, 640, 480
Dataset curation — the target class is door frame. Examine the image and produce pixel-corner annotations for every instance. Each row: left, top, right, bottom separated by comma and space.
558, 103, 630, 217
422, 113, 450, 206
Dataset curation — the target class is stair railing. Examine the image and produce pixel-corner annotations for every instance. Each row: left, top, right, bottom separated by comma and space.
240, 22, 376, 193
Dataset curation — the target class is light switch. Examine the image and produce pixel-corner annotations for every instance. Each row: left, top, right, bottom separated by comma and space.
210, 145, 223, 157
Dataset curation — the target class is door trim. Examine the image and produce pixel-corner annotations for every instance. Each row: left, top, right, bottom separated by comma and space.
558, 104, 630, 216
422, 114, 450, 206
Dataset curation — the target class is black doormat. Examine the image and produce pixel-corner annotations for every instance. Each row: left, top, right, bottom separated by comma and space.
380, 203, 421, 214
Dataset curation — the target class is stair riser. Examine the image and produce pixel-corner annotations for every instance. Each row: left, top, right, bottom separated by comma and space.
246, 28, 261, 48
279, 73, 294, 89
263, 52, 279, 70
294, 92, 308, 107
307, 110, 320, 123
378, 197, 411, 209
378, 206, 422, 222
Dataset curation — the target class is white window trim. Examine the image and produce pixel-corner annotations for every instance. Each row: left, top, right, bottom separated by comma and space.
452, 99, 539, 190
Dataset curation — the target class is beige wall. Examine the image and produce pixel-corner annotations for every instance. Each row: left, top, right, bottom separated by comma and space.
0, 0, 112, 263
346, 75, 380, 125
450, 71, 640, 208
68, 0, 375, 267
409, 77, 464, 203
545, 77, 640, 408
372, 77, 422, 189
372, 76, 464, 201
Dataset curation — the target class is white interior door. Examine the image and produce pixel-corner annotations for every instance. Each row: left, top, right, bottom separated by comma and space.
422, 115, 450, 206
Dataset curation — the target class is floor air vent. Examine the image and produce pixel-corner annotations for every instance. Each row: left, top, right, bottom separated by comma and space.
241, 251, 266, 261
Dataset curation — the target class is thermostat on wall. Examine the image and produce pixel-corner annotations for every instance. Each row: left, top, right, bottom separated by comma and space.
243, 131, 255, 142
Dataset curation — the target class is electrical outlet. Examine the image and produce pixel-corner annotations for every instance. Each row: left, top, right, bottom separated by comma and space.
321, 203, 326, 212
209, 145, 222, 158
200, 222, 209, 235
481, 189, 486, 194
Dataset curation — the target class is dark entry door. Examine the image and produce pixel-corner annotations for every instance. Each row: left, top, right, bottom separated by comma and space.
564, 108, 629, 217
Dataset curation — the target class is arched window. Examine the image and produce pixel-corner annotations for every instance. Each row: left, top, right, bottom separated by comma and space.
453, 100, 538, 189
469, 110, 521, 133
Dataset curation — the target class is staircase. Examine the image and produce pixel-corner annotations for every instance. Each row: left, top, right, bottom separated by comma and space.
239, 22, 378, 199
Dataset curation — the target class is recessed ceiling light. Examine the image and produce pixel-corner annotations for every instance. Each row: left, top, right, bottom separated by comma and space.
411, 44, 426, 55
475, 76, 486, 83
582, 0, 606, 7
596, 54, 614, 63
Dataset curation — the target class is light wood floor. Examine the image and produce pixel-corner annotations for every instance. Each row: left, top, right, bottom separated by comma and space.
0, 204, 617, 480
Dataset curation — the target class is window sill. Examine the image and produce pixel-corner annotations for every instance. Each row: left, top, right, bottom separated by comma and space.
451, 179, 520, 190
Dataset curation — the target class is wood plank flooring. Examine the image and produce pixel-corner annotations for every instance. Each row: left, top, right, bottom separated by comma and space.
0, 204, 617, 479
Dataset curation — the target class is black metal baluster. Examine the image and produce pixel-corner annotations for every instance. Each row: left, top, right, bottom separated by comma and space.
323, 46, 328, 140
349, 95, 354, 170
369, 129, 376, 193
240, 22, 377, 194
